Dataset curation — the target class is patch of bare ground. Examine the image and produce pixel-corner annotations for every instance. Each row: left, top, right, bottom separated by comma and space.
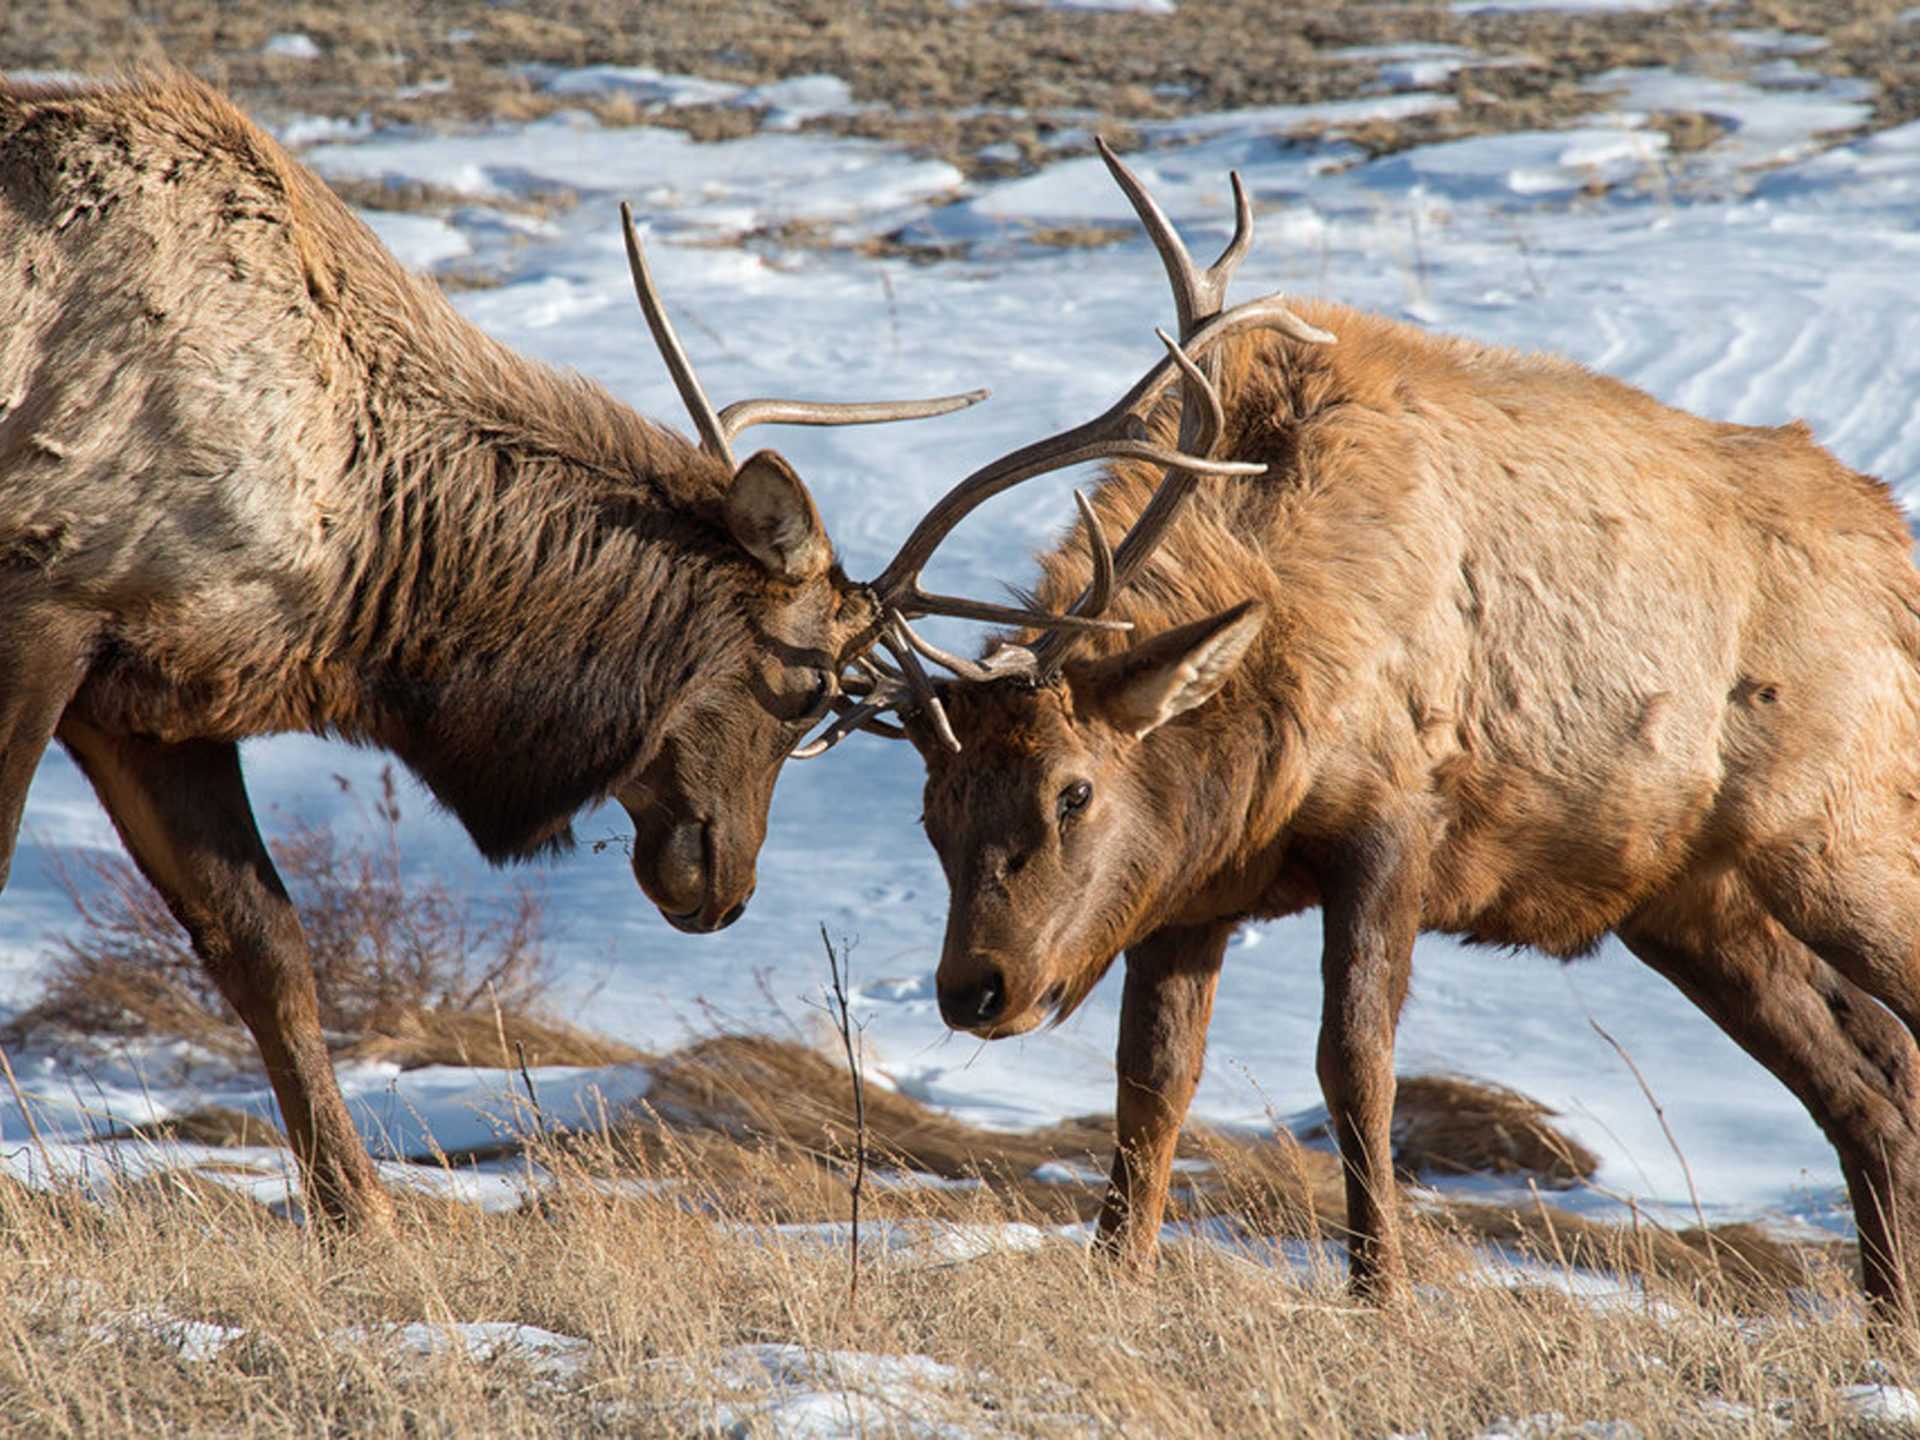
4, 3, 1917, 178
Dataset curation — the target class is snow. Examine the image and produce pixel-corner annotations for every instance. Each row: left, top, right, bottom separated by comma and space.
1840, 1385, 1920, 1427
261, 33, 322, 62
676, 1345, 986, 1439
338, 1321, 594, 1380
5, 45, 1920, 1281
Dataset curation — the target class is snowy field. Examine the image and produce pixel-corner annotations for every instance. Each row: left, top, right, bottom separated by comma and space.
5, 17, 1920, 1264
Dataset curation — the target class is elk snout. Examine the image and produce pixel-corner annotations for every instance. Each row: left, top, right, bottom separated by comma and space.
631, 816, 757, 933
936, 946, 1058, 1036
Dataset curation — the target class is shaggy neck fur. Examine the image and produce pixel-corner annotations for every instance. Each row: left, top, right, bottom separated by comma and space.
2, 72, 767, 859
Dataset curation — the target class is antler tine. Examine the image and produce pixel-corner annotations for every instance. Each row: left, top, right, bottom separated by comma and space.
717, 391, 989, 448
793, 694, 907, 758
897, 594, 1133, 632
1073, 488, 1115, 620
620, 202, 733, 466
881, 623, 960, 752
1094, 136, 1253, 341
893, 614, 1046, 685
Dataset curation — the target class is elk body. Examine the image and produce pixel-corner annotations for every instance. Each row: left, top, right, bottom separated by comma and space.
0, 71, 990, 1228
909, 151, 1920, 1320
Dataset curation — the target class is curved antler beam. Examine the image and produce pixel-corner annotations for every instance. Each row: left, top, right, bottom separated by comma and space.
621, 202, 731, 464
622, 202, 992, 468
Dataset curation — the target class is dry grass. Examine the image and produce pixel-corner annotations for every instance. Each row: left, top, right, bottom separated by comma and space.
586, 1034, 1838, 1309
4, 767, 629, 1073
1389, 1074, 1600, 1187
0, 1093, 1888, 1439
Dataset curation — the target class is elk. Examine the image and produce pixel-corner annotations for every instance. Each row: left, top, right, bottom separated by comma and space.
0, 68, 1038, 1230
893, 140, 1920, 1322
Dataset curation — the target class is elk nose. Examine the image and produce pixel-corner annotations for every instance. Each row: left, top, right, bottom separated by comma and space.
717, 890, 753, 930
939, 970, 1005, 1030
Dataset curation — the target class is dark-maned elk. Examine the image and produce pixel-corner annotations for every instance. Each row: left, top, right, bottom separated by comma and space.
0, 69, 1025, 1231
889, 140, 1920, 1323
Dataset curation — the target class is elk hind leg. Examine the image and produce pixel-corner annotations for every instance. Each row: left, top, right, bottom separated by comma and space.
1621, 875, 1920, 1327
56, 718, 395, 1232
1096, 919, 1231, 1267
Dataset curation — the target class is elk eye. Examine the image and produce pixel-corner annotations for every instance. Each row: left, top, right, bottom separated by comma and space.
794, 667, 836, 728
1057, 779, 1093, 821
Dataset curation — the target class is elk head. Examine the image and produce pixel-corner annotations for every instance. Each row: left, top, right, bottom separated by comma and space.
612, 206, 976, 932
914, 601, 1267, 1033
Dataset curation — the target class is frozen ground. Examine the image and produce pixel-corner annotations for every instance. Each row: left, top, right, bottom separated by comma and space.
4, 41, 1919, 1252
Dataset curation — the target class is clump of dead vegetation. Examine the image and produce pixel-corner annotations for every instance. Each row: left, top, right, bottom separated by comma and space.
4, 767, 629, 1073
0, 1074, 1888, 1440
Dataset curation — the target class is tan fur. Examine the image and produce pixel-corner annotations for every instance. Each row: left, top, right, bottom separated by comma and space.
0, 72, 884, 1227
915, 301, 1920, 1322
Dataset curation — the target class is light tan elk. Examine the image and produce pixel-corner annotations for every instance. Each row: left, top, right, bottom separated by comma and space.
0, 69, 1058, 1230
890, 140, 1920, 1322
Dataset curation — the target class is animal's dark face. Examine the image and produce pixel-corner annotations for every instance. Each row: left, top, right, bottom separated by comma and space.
913, 603, 1267, 1034
615, 449, 879, 933
618, 565, 874, 933
915, 679, 1143, 1035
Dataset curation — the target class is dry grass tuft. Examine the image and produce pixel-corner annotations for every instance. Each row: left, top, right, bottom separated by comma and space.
7, 767, 578, 1072
338, 1005, 640, 1071
1391, 1073, 1601, 1186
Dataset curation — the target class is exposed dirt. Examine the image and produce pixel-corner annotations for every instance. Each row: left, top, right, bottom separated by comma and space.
4, 2, 1916, 177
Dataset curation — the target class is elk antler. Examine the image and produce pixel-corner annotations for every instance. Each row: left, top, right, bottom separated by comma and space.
619, 203, 988, 468
789, 305, 1289, 759
794, 142, 1336, 756
1022, 140, 1334, 677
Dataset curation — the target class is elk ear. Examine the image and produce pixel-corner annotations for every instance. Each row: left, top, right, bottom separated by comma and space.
726, 450, 831, 582
1083, 600, 1266, 739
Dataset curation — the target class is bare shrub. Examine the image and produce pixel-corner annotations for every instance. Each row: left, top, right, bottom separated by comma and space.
8, 767, 579, 1068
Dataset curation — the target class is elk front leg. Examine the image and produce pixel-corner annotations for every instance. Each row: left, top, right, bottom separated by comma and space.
57, 719, 395, 1232
1095, 920, 1232, 1267
0, 601, 94, 890
1315, 815, 1426, 1303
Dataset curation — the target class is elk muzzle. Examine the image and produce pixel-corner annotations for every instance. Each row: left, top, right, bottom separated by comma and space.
630, 813, 756, 933
936, 948, 1058, 1038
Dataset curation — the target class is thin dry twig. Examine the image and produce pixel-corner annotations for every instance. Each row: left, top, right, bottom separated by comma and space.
819, 926, 869, 1324
1590, 1018, 1712, 1242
